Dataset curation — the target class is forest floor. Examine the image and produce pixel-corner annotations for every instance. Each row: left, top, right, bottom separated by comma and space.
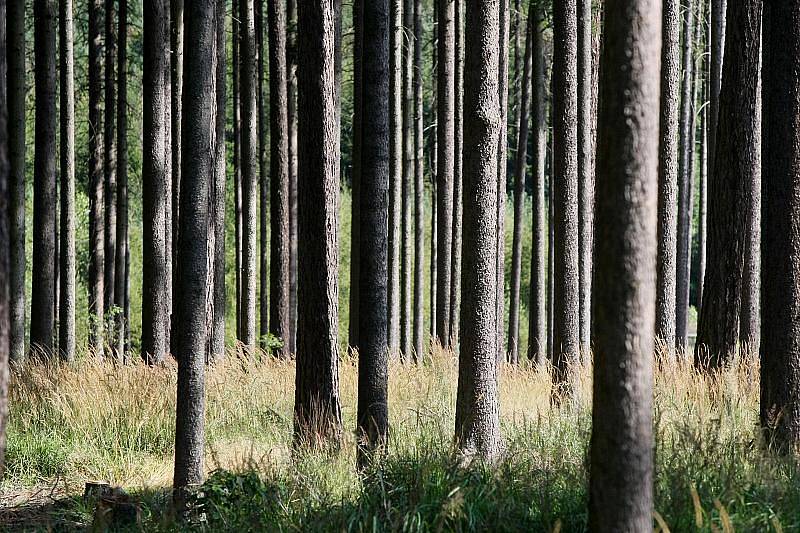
0, 347, 797, 532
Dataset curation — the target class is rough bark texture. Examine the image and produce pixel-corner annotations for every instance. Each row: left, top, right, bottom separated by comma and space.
436, 0, 455, 347
233, 0, 242, 342
400, 0, 414, 358
0, 0, 11, 472
449, 0, 463, 348
708, 0, 725, 182
32, 0, 58, 358
412, 0, 425, 360
507, 6, 533, 365
287, 0, 299, 355
211, 0, 227, 361
527, 3, 547, 365
349, 0, 363, 351
455, 0, 501, 462
268, 0, 291, 357
695, 0, 761, 368
142, 0, 170, 364
114, 0, 129, 360
388, 0, 402, 354
589, 0, 659, 527
577, 0, 593, 355
170, 0, 183, 339
495, 0, 508, 362
295, 0, 343, 447
8, 0, 25, 363
761, 0, 800, 451
655, 0, 680, 350
59, 0, 76, 362
430, 0, 438, 343
104, 0, 118, 313
356, 0, 390, 464
173, 0, 216, 500
552, 0, 580, 396
257, 0, 268, 345
697, 82, 708, 310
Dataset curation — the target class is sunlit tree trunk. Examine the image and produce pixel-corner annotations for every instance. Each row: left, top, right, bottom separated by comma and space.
211, 0, 227, 361
412, 0, 425, 360
104, 0, 118, 314
114, 0, 129, 361
0, 0, 10, 468
449, 0, 463, 348
388, 0, 403, 354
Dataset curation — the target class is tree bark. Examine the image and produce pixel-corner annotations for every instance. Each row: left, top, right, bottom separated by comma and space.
697, 80, 708, 311
8, 0, 25, 364
495, 0, 508, 362
104, 0, 117, 314
114, 0, 128, 361
552, 0, 580, 397
430, 0, 438, 343
577, 0, 593, 356
387, 0, 402, 354
349, 0, 363, 351
400, 0, 416, 359
589, 0, 659, 527
356, 0, 390, 464
257, 0, 268, 346
211, 0, 227, 361
287, 0, 299, 355
142, 0, 170, 364
455, 0, 502, 462
32, 0, 58, 358
695, 0, 761, 368
170, 0, 183, 346
233, 0, 243, 342
760, 0, 800, 451
59, 0, 76, 362
449, 0, 463, 348
0, 0, 11, 472
173, 0, 216, 502
655, 0, 680, 351
294, 0, 343, 447
412, 0, 425, 360
708, 0, 725, 181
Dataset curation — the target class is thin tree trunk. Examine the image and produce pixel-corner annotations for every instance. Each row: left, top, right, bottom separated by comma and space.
401, 0, 414, 358
495, 0, 508, 362
170, 0, 183, 349
449, 0, 463, 348
695, 0, 761, 368
114, 0, 128, 361
257, 0, 268, 346
356, 0, 390, 464
508, 5, 533, 365
268, 0, 291, 358
233, 0, 243, 342
7, 0, 25, 364
430, 0, 438, 343
589, 0, 659, 526
708, 0, 725, 181
104, 0, 117, 314
577, 0, 593, 357
211, 0, 227, 361
173, 0, 216, 503
59, 0, 76, 362
760, 0, 800, 451
287, 0, 298, 355
655, 0, 680, 351
552, 0, 580, 397
527, 2, 546, 365
294, 0, 343, 447
455, 0, 501, 462
142, 0, 170, 364
349, 0, 363, 351
0, 0, 9, 468
430, 175, 438, 341
32, 0, 58, 358
547, 129, 554, 360
412, 0, 425, 360
697, 81, 708, 310
387, 0, 402, 354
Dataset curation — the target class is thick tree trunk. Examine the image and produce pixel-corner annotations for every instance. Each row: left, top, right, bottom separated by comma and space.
287, 0, 298, 356
7, 0, 25, 364
170, 0, 183, 344
449, 0, 463, 348
708, 0, 725, 181
589, 0, 659, 527
114, 0, 128, 361
388, 0, 403, 354
412, 0, 425, 360
268, 0, 291, 358
508, 6, 533, 365
655, 0, 680, 351
552, 0, 580, 397
356, 0, 390, 464
211, 0, 227, 361
142, 0, 170, 364
0, 0, 9, 469
59, 0, 76, 362
527, 2, 547, 365
104, 0, 117, 314
32, 0, 58, 358
577, 0, 593, 356
695, 0, 761, 368
455, 0, 501, 462
760, 0, 800, 451
173, 0, 216, 502
294, 0, 343, 447
349, 0, 363, 351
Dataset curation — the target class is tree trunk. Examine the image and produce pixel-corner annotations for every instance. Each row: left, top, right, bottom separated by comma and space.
708, 0, 725, 181
170, 0, 183, 348
356, 0, 390, 464
695, 0, 761, 368
697, 79, 708, 311
455, 0, 502, 461
577, 0, 593, 357
268, 0, 291, 358
589, 0, 659, 527
287, 0, 299, 356
552, 0, 580, 397
400, 0, 415, 359
294, 0, 343, 447
211, 0, 227, 361
507, 5, 533, 365
449, 0, 463, 348
173, 0, 216, 503
412, 0, 425, 360
387, 0, 402, 355
257, 0, 268, 346
32, 0, 58, 358
436, 0, 454, 347
233, 0, 243, 342
495, 0, 508, 362
0, 0, 11, 471
104, 0, 117, 314
547, 129, 554, 360
58, 0, 76, 362
7, 0, 25, 364
142, 0, 170, 364
760, 0, 800, 451
655, 0, 680, 351
527, 1, 547, 365
349, 0, 363, 352
114, 0, 128, 361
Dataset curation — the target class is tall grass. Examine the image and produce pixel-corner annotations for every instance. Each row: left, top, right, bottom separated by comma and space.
2, 350, 798, 531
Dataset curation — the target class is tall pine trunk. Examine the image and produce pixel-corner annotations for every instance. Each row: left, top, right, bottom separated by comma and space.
232, 0, 243, 342
287, 0, 299, 355
104, 0, 117, 314
257, 0, 268, 346
0, 0, 10, 468
387, 0, 403, 354
115, 0, 129, 360
349, 0, 363, 351
495, 0, 508, 362
401, 0, 414, 358
449, 0, 463, 347
170, 0, 183, 346
211, 0, 227, 361
577, 0, 593, 356
412, 0, 425, 360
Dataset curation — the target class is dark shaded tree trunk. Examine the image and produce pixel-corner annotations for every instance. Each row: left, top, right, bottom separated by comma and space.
268, 0, 291, 357
59, 0, 76, 362
114, 0, 128, 361
349, 0, 363, 352
577, 0, 593, 356
356, 0, 389, 464
449, 0, 463, 348
294, 0, 343, 447
8, 0, 25, 364
430, 0, 438, 343
695, 0, 761, 368
104, 0, 117, 314
32, 0, 58, 358
257, 0, 268, 346
170, 0, 183, 347
708, 0, 725, 182
655, 0, 680, 351
527, 2, 547, 365
287, 0, 298, 355
697, 80, 708, 311
173, 0, 216, 503
547, 128, 555, 359
456, 0, 502, 461
142, 0, 170, 364
552, 0, 580, 396
400, 0, 414, 358
508, 5, 533, 365
387, 0, 402, 354
589, 0, 659, 527
233, 0, 243, 342
760, 0, 800, 451
495, 0, 508, 362
412, 0, 425, 360
0, 0, 11, 472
